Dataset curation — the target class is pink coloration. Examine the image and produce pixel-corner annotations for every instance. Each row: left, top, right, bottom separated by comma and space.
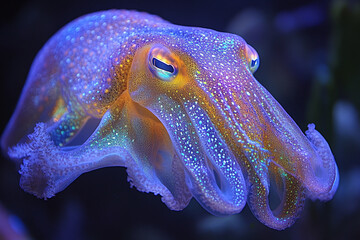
1, 10, 338, 230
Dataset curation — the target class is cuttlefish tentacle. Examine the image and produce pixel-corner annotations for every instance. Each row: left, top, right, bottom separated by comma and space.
304, 124, 339, 200
247, 80, 339, 199
247, 163, 306, 230
150, 96, 247, 215
183, 102, 247, 215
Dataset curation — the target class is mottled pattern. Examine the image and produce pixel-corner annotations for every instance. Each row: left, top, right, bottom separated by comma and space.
1, 10, 339, 230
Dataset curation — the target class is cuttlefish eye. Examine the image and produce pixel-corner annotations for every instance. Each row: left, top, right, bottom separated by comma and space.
148, 45, 178, 81
245, 44, 260, 73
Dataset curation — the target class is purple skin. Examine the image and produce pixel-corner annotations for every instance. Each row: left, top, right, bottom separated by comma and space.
1, 10, 338, 230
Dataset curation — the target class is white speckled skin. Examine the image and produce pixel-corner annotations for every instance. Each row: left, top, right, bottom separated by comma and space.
1, 10, 338, 230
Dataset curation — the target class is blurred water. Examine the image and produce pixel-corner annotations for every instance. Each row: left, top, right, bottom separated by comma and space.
0, 0, 359, 239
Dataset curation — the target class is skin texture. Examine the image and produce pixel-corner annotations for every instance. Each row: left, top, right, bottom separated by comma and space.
1, 10, 339, 230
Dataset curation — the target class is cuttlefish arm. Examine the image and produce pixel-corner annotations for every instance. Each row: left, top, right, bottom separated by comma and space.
128, 33, 338, 229
231, 76, 339, 229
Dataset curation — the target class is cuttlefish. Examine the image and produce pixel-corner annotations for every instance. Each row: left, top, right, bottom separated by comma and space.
1, 10, 339, 230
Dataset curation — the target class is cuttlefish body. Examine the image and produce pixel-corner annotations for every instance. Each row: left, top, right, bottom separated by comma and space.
1, 10, 338, 229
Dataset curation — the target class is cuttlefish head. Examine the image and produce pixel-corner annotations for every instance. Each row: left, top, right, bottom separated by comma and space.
128, 27, 338, 229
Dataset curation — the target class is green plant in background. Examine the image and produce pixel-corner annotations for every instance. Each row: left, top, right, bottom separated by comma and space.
308, 0, 360, 142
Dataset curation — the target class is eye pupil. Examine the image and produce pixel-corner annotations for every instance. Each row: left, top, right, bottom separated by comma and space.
245, 44, 260, 73
148, 45, 178, 81
251, 59, 258, 68
152, 57, 175, 73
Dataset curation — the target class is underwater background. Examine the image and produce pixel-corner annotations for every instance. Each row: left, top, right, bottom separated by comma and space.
0, 0, 359, 239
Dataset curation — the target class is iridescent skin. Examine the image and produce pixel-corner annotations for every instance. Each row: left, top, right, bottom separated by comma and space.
1, 10, 339, 230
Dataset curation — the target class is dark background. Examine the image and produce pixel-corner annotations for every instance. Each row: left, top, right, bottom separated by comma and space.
1, 0, 359, 239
